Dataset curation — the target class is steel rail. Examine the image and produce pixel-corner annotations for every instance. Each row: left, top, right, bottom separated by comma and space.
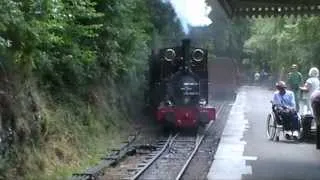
131, 133, 179, 180
132, 102, 225, 180
175, 102, 225, 180
71, 133, 138, 180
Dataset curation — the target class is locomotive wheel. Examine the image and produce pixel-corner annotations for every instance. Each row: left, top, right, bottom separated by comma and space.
266, 113, 276, 140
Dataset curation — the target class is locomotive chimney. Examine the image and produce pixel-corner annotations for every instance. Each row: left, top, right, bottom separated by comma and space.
182, 38, 191, 72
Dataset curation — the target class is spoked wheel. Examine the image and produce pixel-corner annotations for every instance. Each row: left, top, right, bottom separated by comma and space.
266, 113, 277, 140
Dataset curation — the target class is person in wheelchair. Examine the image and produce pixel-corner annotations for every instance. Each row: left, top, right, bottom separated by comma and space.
273, 81, 300, 139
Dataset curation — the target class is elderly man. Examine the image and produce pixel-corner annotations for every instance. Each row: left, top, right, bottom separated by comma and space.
273, 81, 300, 139
288, 64, 303, 112
311, 90, 320, 149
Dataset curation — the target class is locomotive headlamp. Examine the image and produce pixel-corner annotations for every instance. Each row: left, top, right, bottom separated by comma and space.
165, 100, 173, 106
199, 98, 207, 106
164, 48, 176, 62
183, 97, 191, 104
192, 49, 204, 62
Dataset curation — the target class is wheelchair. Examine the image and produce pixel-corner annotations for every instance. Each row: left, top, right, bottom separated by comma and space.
266, 101, 303, 141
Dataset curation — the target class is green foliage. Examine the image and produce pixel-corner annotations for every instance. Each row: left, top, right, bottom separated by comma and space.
0, 0, 184, 91
0, 0, 184, 179
245, 17, 320, 77
190, 2, 250, 62
147, 0, 184, 46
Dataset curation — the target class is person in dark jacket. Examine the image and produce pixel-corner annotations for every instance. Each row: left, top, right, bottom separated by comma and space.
311, 90, 320, 149
287, 64, 303, 112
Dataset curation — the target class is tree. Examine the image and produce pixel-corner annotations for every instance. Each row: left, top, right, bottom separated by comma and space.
245, 16, 320, 78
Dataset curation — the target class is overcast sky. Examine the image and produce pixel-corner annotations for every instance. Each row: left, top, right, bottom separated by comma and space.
163, 0, 212, 34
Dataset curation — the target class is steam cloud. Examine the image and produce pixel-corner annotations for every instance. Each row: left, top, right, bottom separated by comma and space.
163, 0, 212, 34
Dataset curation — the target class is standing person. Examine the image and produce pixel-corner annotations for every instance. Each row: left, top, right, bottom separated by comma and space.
287, 64, 303, 112
260, 69, 265, 84
300, 67, 320, 114
311, 90, 320, 149
254, 71, 260, 85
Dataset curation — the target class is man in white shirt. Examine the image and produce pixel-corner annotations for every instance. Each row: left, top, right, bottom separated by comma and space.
273, 81, 300, 139
254, 71, 260, 83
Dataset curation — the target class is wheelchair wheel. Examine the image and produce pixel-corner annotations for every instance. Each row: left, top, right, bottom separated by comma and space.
266, 113, 276, 140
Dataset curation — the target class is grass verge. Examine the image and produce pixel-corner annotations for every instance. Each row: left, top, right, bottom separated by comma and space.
0, 80, 139, 180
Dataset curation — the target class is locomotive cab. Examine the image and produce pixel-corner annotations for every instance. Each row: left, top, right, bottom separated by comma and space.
149, 39, 216, 129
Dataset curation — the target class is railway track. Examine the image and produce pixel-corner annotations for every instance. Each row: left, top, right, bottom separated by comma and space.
180, 101, 230, 179
71, 134, 139, 180
72, 102, 228, 180
110, 103, 225, 180
126, 131, 202, 180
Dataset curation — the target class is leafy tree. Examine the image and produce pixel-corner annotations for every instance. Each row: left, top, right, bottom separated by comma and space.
0, 0, 185, 178
245, 16, 320, 79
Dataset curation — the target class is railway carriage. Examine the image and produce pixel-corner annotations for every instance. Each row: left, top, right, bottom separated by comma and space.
208, 57, 238, 100
146, 39, 216, 129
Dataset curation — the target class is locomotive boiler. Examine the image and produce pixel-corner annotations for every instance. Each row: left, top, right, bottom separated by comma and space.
146, 39, 216, 129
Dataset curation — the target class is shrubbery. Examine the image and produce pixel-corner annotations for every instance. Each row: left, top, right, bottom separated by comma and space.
0, 0, 184, 179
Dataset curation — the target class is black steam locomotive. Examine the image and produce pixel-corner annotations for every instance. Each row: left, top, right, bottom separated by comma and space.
146, 39, 216, 129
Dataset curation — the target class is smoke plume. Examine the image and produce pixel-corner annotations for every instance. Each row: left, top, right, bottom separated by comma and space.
162, 0, 212, 34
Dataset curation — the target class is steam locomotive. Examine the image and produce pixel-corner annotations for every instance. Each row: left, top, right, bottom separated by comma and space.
146, 39, 216, 129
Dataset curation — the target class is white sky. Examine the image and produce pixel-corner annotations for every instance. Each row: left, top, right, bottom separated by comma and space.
163, 0, 212, 34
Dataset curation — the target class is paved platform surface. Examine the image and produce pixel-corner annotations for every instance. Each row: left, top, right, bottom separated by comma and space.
207, 86, 320, 180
